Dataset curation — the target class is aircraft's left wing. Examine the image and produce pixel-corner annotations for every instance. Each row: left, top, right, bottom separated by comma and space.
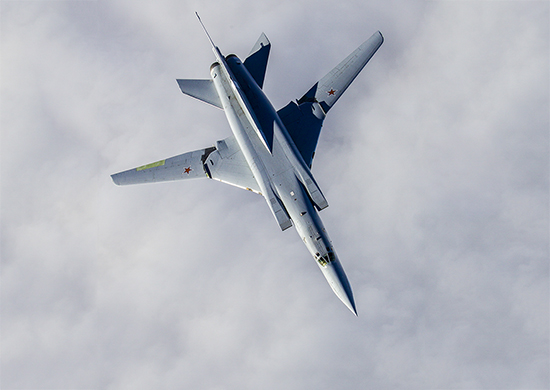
111, 136, 261, 193
111, 147, 216, 186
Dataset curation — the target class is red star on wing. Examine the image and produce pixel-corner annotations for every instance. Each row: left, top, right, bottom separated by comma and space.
184, 167, 192, 174
327, 89, 336, 96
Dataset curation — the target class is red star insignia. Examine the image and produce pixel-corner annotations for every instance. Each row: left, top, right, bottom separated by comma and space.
184, 167, 192, 174
327, 89, 336, 96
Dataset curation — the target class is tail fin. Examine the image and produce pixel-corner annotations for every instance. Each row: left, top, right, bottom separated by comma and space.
298, 31, 383, 113
243, 33, 271, 89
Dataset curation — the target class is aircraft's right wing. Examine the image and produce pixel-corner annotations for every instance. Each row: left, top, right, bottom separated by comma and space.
111, 136, 261, 194
277, 31, 383, 168
297, 31, 383, 113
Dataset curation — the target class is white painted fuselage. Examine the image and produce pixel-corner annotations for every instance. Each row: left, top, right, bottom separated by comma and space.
210, 52, 356, 315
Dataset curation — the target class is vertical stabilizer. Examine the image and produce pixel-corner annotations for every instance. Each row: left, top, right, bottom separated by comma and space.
244, 33, 271, 89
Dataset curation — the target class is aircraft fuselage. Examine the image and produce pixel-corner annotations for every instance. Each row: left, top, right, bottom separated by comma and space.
210, 53, 356, 314
112, 29, 383, 315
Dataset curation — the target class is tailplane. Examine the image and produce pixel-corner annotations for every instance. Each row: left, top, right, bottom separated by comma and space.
176, 79, 223, 109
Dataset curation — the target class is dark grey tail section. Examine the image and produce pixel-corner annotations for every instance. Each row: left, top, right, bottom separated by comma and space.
243, 33, 271, 89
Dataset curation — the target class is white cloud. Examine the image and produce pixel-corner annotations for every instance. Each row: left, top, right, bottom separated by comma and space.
1, 1, 548, 389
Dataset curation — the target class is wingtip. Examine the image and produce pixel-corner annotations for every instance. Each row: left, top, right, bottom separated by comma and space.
111, 174, 121, 186
259, 32, 270, 46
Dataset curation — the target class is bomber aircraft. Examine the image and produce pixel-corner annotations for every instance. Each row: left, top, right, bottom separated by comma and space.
112, 15, 383, 315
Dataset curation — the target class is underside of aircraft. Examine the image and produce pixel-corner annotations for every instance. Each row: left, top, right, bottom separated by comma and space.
112, 16, 383, 315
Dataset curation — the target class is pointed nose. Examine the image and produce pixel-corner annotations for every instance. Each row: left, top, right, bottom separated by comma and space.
324, 260, 357, 316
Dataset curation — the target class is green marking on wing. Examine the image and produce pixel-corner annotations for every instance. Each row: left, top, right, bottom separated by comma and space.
136, 160, 166, 171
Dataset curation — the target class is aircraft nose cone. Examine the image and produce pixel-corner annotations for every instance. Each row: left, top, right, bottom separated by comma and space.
326, 260, 357, 316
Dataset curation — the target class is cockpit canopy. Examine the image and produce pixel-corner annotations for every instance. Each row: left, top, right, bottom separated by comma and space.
315, 249, 336, 267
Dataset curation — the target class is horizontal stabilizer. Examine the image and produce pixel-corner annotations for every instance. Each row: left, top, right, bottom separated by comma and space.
243, 33, 271, 89
298, 31, 383, 113
176, 79, 223, 109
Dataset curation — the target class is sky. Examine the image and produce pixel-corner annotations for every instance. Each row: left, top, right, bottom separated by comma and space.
1, 1, 548, 389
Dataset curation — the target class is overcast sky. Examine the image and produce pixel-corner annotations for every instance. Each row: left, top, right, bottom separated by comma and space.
1, 1, 548, 389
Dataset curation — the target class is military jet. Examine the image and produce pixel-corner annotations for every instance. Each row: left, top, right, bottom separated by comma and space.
111, 15, 383, 315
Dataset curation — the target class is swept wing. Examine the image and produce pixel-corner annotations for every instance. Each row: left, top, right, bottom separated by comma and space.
111, 147, 214, 185
278, 31, 383, 167
298, 31, 383, 112
111, 136, 260, 193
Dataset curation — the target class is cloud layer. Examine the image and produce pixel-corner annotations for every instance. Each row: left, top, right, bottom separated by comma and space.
1, 1, 548, 389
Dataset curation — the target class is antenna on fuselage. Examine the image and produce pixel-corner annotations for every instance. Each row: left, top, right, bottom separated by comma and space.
195, 12, 216, 49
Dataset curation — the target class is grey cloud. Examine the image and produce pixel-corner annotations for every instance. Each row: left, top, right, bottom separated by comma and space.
1, 1, 548, 389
